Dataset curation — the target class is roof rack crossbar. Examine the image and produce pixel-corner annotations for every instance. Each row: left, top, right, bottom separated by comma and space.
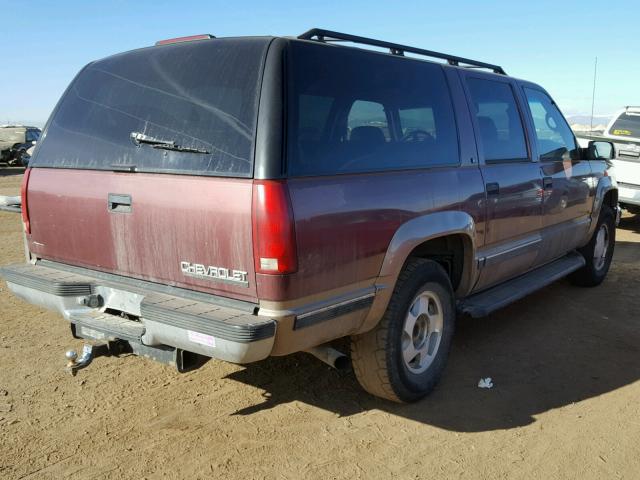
298, 28, 506, 75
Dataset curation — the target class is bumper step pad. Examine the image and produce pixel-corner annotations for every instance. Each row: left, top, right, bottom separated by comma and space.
69, 310, 145, 343
0, 263, 93, 296
141, 293, 275, 344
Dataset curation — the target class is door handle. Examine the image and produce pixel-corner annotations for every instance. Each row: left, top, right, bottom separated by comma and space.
486, 182, 500, 196
543, 176, 553, 189
108, 193, 132, 213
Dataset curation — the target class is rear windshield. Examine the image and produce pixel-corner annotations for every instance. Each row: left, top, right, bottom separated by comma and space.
32, 38, 271, 177
609, 113, 640, 138
286, 41, 460, 176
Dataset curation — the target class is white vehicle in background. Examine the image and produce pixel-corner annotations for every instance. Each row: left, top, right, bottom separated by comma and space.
576, 107, 640, 214
604, 107, 640, 214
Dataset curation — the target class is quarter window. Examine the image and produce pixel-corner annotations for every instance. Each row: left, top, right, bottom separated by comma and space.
467, 78, 528, 162
524, 88, 577, 161
297, 94, 334, 143
287, 41, 460, 175
347, 100, 390, 141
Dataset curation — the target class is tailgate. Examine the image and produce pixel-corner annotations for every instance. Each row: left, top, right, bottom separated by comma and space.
23, 37, 272, 302
26, 168, 257, 301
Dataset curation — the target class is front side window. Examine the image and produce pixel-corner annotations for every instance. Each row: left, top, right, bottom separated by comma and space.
524, 88, 577, 161
467, 78, 528, 162
398, 107, 436, 139
347, 100, 390, 141
287, 42, 460, 176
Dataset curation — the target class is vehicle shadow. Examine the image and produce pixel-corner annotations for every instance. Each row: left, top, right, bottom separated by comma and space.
225, 241, 640, 432
618, 213, 640, 234
0, 167, 25, 177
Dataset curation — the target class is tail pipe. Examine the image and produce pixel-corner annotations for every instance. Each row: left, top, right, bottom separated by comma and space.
305, 345, 350, 370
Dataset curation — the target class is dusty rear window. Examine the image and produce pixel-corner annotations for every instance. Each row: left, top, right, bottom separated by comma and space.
608, 113, 640, 138
32, 38, 271, 177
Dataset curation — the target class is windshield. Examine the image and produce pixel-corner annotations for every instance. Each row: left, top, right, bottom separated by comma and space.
31, 38, 271, 177
609, 113, 640, 139
0, 129, 25, 143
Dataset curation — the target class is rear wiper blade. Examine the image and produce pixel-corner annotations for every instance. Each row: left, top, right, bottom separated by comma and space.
130, 131, 210, 154
150, 144, 210, 154
111, 163, 137, 172
130, 131, 175, 147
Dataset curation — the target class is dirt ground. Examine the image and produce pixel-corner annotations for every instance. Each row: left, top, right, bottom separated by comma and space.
1, 168, 639, 479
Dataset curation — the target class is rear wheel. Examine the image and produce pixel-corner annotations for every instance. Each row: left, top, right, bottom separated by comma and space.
351, 259, 455, 402
16, 150, 28, 166
570, 205, 615, 287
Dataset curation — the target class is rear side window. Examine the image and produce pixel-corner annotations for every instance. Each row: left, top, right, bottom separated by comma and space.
467, 78, 528, 162
524, 88, 577, 161
32, 38, 271, 177
287, 42, 459, 176
608, 112, 640, 138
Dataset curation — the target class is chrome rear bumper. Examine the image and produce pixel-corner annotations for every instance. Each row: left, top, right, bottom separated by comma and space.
0, 262, 276, 364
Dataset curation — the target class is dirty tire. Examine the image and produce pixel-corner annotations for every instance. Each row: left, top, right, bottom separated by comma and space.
351, 258, 455, 403
570, 204, 615, 287
16, 150, 28, 167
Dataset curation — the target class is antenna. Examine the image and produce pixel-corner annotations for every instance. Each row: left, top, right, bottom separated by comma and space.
590, 57, 598, 132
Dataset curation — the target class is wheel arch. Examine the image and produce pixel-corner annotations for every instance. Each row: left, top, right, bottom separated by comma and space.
602, 187, 618, 210
586, 176, 618, 241
358, 211, 477, 333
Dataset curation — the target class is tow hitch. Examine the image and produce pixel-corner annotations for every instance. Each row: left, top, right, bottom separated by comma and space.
64, 340, 129, 376
64, 336, 207, 375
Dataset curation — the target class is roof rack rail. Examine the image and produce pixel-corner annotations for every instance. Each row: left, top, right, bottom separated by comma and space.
298, 28, 506, 75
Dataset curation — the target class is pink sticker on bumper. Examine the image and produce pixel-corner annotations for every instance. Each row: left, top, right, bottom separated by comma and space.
187, 330, 216, 348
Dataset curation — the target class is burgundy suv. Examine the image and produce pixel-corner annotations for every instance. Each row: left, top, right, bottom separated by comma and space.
1, 30, 618, 402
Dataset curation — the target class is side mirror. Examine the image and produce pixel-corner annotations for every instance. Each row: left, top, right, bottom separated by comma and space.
588, 140, 615, 160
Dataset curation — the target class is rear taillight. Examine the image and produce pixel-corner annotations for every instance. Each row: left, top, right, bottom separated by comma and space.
252, 180, 298, 274
20, 168, 31, 234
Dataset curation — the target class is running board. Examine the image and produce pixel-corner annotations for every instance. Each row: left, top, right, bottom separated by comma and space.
459, 252, 585, 318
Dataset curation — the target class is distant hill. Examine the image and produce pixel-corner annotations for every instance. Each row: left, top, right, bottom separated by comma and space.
571, 124, 607, 134
0, 120, 45, 128
566, 114, 612, 126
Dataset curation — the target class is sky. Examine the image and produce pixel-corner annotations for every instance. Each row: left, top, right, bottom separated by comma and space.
1, 0, 638, 126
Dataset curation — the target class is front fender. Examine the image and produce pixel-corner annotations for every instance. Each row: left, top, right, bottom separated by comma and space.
587, 176, 618, 239
358, 211, 477, 333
